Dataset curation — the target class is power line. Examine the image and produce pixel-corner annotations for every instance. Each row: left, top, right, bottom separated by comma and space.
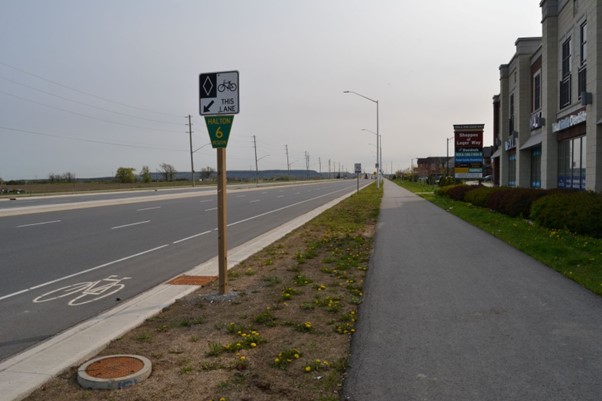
0, 90, 183, 134
0, 60, 182, 118
0, 75, 183, 126
0, 125, 187, 152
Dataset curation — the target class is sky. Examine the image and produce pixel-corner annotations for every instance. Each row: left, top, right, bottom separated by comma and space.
0, 0, 542, 181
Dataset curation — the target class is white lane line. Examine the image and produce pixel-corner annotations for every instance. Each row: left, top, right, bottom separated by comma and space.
172, 230, 212, 244
277, 195, 284, 198
250, 200, 260, 203
111, 220, 150, 230
236, 195, 246, 198
17, 220, 61, 228
0, 244, 169, 301
199, 199, 212, 203
228, 187, 349, 228
205, 207, 218, 212
137, 206, 161, 211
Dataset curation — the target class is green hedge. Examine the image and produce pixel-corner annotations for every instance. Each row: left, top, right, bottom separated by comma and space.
531, 192, 602, 238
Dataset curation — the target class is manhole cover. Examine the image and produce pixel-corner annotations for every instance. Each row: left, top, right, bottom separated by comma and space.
78, 354, 151, 390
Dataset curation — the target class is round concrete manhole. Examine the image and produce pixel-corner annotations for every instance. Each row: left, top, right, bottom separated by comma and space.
78, 354, 152, 390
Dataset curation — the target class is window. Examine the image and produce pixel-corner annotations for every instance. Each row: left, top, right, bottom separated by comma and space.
560, 38, 572, 108
531, 146, 541, 188
532, 71, 541, 111
509, 93, 515, 135
580, 21, 587, 65
558, 136, 586, 190
508, 152, 516, 187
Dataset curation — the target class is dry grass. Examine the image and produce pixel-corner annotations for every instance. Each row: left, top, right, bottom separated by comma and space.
24, 184, 381, 401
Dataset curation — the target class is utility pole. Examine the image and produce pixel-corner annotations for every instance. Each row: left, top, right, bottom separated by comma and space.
318, 157, 322, 177
305, 151, 310, 179
187, 115, 195, 187
253, 135, 259, 184
328, 159, 331, 179
285, 145, 290, 177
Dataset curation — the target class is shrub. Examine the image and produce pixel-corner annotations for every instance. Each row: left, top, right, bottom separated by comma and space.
436, 185, 476, 201
531, 191, 602, 238
464, 186, 500, 208
438, 176, 460, 187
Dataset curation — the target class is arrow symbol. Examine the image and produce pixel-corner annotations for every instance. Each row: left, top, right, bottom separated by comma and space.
203, 100, 214, 113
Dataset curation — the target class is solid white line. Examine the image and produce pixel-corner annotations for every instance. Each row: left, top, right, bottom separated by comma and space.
111, 220, 150, 230
228, 187, 349, 228
172, 230, 212, 244
199, 199, 212, 203
17, 220, 61, 228
0, 244, 170, 301
205, 207, 218, 212
137, 206, 161, 211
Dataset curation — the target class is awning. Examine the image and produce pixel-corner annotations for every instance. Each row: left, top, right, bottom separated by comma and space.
491, 148, 501, 158
519, 132, 543, 150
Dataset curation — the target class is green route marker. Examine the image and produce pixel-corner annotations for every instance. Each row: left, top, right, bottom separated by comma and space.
205, 115, 234, 148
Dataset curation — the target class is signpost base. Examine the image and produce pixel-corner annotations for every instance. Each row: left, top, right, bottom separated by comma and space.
217, 148, 228, 295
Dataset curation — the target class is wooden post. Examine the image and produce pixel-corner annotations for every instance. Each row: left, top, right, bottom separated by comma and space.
217, 148, 228, 294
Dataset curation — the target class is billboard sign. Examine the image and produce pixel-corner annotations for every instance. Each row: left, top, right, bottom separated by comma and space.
453, 124, 484, 179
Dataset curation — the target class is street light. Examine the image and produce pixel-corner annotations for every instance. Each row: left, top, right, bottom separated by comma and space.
362, 128, 381, 183
446, 136, 454, 177
344, 90, 381, 189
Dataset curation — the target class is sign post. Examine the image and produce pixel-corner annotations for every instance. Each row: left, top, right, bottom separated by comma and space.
354, 163, 362, 193
200, 70, 239, 295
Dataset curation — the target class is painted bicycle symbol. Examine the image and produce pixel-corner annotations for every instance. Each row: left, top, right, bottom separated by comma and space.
33, 275, 131, 306
218, 80, 237, 92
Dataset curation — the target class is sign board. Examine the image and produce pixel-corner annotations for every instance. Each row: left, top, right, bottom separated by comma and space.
354, 163, 362, 174
205, 116, 234, 148
199, 71, 239, 115
453, 124, 484, 179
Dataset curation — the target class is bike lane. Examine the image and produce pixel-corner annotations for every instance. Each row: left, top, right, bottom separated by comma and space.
343, 180, 602, 401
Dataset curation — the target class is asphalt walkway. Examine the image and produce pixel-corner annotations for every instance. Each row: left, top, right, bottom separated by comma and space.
343, 180, 602, 401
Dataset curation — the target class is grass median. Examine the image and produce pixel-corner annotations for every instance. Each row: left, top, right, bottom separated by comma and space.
25, 183, 382, 401
394, 179, 602, 297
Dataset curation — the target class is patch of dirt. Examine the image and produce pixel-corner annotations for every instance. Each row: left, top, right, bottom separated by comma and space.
26, 213, 376, 401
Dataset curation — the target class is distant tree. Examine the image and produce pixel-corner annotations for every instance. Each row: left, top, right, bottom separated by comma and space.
115, 167, 136, 183
140, 165, 151, 183
48, 173, 60, 183
200, 166, 215, 180
159, 163, 177, 182
62, 172, 76, 183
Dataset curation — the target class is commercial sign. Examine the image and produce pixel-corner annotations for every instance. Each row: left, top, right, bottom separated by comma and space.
199, 71, 239, 116
453, 124, 484, 179
552, 108, 586, 133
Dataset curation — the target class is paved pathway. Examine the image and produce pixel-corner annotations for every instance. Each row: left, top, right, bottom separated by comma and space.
344, 180, 602, 401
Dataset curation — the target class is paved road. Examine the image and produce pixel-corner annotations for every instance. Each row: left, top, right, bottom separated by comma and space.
0, 179, 365, 362
344, 180, 602, 401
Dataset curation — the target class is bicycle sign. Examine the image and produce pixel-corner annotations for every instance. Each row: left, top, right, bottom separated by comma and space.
199, 70, 239, 116
33, 275, 130, 306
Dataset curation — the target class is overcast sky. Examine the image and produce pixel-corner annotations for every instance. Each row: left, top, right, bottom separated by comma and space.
0, 0, 542, 180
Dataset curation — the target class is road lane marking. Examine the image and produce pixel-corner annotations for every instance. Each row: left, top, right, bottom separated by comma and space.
137, 206, 161, 211
111, 220, 150, 230
277, 195, 284, 198
173, 230, 212, 244
236, 195, 246, 198
0, 244, 169, 302
228, 187, 348, 228
250, 200, 260, 203
199, 199, 212, 203
205, 207, 218, 212
17, 220, 61, 228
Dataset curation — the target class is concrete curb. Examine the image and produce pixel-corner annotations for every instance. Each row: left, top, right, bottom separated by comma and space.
0, 181, 370, 401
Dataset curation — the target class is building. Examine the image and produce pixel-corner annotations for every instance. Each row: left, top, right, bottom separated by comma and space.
492, 0, 602, 192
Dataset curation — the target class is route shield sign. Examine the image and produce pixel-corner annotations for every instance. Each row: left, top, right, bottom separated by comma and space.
205, 115, 234, 148
199, 71, 239, 116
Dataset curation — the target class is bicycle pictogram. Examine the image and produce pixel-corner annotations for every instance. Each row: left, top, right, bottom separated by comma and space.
33, 275, 131, 306
218, 80, 237, 92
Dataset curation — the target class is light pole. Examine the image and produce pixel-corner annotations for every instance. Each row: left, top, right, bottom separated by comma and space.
344, 90, 380, 189
446, 136, 454, 177
193, 142, 211, 182
362, 128, 381, 183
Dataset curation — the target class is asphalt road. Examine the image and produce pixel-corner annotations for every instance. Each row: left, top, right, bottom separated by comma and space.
0, 179, 364, 362
344, 180, 602, 401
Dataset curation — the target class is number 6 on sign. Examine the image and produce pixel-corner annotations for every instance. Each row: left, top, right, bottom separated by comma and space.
215, 127, 223, 139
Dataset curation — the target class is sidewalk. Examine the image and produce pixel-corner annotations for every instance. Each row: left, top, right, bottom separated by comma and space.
343, 180, 602, 401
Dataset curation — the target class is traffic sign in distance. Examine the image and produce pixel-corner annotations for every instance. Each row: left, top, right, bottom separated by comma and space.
199, 71, 239, 115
